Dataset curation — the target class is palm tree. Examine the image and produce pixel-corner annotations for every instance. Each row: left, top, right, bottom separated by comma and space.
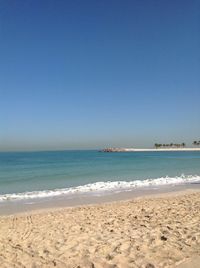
154, 143, 158, 149
193, 141, 197, 146
182, 143, 185, 147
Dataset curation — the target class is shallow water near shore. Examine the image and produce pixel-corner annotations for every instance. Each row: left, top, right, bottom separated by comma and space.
0, 150, 200, 214
1, 184, 200, 216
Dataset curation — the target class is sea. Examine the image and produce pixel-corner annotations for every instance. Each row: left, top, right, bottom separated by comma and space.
0, 150, 200, 214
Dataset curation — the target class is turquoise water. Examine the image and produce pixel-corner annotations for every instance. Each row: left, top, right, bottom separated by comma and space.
0, 150, 200, 201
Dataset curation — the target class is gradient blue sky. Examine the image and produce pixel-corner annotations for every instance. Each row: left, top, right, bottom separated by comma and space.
0, 0, 200, 151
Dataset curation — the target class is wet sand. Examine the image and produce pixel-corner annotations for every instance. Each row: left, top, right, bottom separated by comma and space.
0, 189, 200, 267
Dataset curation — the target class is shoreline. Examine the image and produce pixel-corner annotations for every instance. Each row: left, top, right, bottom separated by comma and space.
1, 183, 200, 216
3, 187, 200, 217
0, 188, 200, 267
102, 147, 200, 152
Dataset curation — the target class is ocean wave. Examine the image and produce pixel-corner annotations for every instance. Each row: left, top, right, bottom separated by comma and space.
0, 174, 200, 202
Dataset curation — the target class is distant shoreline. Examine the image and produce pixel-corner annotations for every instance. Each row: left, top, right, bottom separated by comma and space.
102, 147, 200, 152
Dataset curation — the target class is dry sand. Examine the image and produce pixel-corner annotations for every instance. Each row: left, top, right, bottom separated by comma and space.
0, 190, 200, 268
124, 148, 200, 152
104, 148, 200, 152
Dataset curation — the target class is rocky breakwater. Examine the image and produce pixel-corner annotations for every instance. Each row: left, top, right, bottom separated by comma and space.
101, 148, 127, 152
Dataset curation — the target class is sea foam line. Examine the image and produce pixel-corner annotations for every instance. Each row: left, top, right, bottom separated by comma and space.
0, 174, 200, 202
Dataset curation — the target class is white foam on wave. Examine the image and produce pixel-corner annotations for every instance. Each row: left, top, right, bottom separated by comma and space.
0, 174, 200, 202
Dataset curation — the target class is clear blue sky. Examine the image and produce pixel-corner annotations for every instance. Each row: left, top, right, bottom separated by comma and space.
0, 0, 199, 151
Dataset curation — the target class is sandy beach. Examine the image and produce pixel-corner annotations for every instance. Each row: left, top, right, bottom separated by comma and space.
0, 190, 200, 268
102, 148, 200, 152
124, 148, 200, 152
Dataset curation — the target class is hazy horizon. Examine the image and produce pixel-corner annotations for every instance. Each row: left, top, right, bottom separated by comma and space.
1, 0, 199, 152
1, 139, 200, 153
